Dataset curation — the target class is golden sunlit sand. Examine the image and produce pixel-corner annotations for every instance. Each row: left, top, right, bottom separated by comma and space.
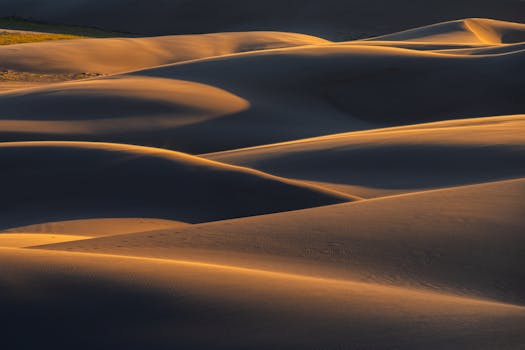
0, 7, 523, 349
1, 19, 523, 151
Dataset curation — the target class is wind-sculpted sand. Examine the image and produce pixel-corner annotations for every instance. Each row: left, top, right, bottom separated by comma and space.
1, 17, 524, 349
0, 31, 329, 75
0, 141, 351, 230
1, 19, 523, 152
206, 114, 525, 197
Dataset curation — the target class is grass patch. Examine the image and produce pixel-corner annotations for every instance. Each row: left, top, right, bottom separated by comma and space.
0, 69, 102, 82
0, 16, 131, 38
0, 31, 85, 45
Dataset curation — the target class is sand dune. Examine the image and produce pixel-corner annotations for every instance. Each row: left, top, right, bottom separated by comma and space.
1, 23, 523, 152
1, 246, 524, 349
1, 0, 523, 39
2, 19, 522, 80
0, 141, 351, 230
369, 18, 525, 44
41, 178, 525, 305
433, 41, 525, 56
0, 76, 251, 145
0, 15, 524, 349
206, 114, 525, 197
132, 40, 524, 130
0, 31, 328, 75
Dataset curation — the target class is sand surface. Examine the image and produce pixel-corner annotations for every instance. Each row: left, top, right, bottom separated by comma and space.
1, 19, 523, 152
205, 114, 525, 197
1, 16, 524, 349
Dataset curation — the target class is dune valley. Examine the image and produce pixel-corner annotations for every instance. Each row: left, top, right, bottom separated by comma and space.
0, 3, 524, 349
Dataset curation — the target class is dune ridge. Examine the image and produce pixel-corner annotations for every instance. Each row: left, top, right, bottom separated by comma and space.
1, 19, 523, 152
39, 178, 525, 305
1, 245, 524, 349
0, 16, 524, 349
0, 141, 352, 230
0, 31, 329, 75
205, 114, 525, 197
369, 18, 525, 44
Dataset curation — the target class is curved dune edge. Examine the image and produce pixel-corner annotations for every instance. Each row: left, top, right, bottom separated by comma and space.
0, 141, 355, 230
0, 76, 251, 137
205, 114, 525, 197
0, 218, 189, 237
369, 18, 525, 44
38, 178, 525, 305
0, 16, 523, 349
1, 246, 524, 349
0, 31, 329, 75
2, 33, 523, 152
1, 18, 522, 86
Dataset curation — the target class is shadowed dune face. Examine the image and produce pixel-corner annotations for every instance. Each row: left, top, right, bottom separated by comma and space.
42, 179, 525, 305
0, 76, 250, 141
0, 0, 523, 39
0, 142, 350, 229
137, 44, 524, 126
0, 15, 524, 350
1, 247, 525, 350
206, 115, 525, 196
1, 33, 523, 152
0, 76, 248, 121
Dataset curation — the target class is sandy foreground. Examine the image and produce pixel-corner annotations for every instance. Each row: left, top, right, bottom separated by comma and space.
0, 16, 524, 349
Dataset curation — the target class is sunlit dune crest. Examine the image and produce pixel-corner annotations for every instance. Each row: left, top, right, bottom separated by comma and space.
39, 178, 525, 305
0, 31, 329, 75
0, 76, 250, 138
1, 245, 524, 349
1, 19, 524, 152
0, 141, 352, 230
369, 18, 525, 44
206, 114, 525, 197
0, 13, 524, 350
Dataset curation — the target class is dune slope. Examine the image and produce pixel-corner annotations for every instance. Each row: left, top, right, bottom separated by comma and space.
0, 31, 329, 75
370, 18, 525, 44
42, 178, 525, 305
1, 247, 524, 350
0, 142, 351, 230
1, 28, 523, 152
206, 114, 525, 197
0, 76, 251, 147
0, 16, 524, 350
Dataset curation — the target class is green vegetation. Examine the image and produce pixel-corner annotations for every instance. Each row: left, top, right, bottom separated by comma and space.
0, 16, 130, 38
0, 31, 84, 45
0, 69, 102, 82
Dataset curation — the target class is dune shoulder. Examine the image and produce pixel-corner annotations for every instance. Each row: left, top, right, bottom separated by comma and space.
1, 245, 524, 349
205, 114, 525, 197
0, 141, 352, 230
40, 178, 525, 305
